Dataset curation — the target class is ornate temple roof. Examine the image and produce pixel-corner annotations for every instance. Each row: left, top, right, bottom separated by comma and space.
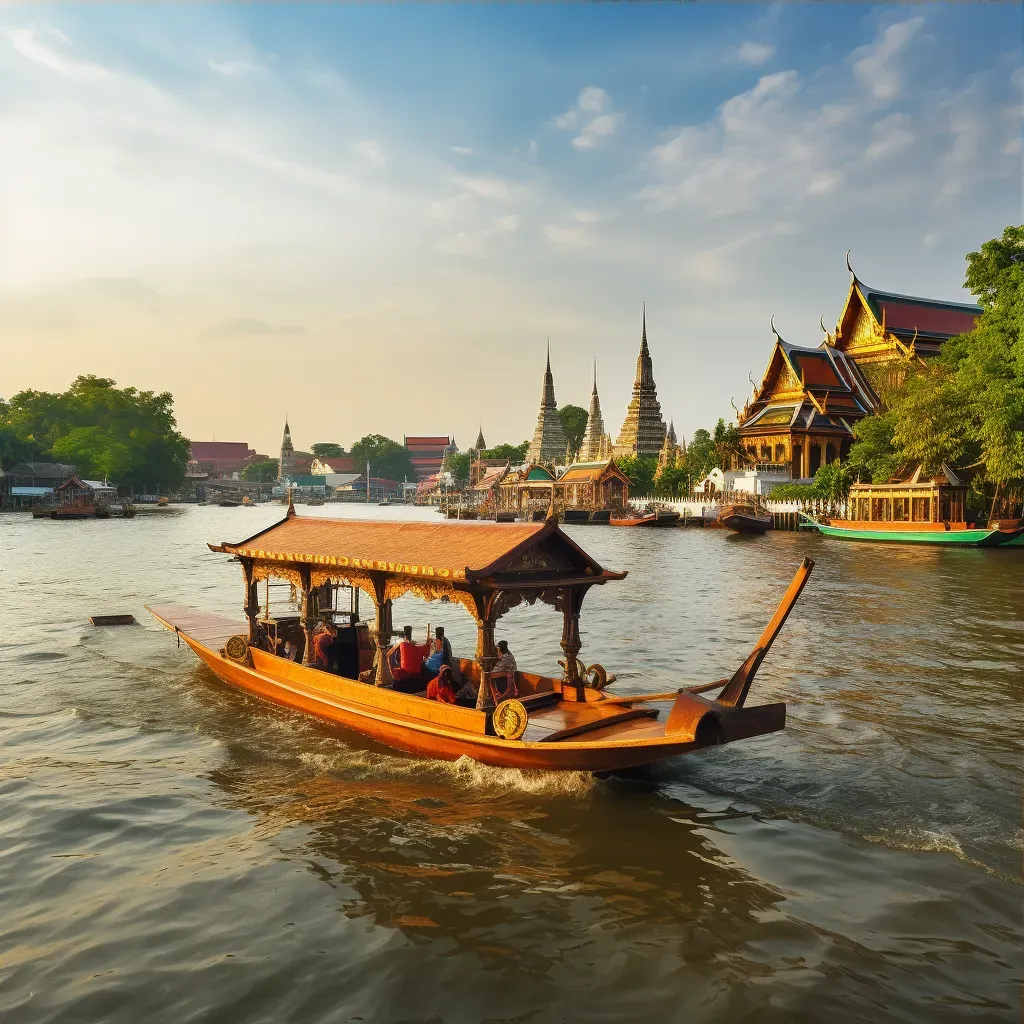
740, 325, 877, 439
526, 344, 569, 464
613, 305, 667, 458
831, 256, 982, 360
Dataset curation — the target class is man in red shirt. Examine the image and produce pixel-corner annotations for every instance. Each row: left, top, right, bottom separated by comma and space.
388, 625, 430, 693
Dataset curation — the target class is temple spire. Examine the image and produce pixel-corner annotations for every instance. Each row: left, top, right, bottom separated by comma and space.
579, 357, 607, 462
526, 342, 568, 465
278, 415, 296, 482
614, 306, 667, 457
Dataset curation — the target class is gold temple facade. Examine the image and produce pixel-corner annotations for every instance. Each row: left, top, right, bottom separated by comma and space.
737, 259, 982, 480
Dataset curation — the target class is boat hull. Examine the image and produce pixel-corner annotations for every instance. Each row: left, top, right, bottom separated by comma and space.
146, 605, 783, 773
815, 520, 1021, 546
719, 509, 772, 535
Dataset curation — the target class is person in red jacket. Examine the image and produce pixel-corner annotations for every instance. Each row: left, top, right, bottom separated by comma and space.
388, 625, 430, 693
426, 665, 457, 704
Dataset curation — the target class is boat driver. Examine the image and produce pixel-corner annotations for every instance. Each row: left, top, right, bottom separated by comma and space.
310, 619, 338, 671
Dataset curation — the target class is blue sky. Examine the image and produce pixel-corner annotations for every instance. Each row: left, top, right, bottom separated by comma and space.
1, 3, 1019, 456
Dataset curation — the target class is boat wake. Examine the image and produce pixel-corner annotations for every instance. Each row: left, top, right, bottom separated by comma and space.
298, 749, 598, 799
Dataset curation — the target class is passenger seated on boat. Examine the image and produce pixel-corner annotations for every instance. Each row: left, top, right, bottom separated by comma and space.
281, 639, 300, 662
310, 620, 337, 670
487, 640, 519, 704
426, 665, 458, 705
422, 626, 453, 681
388, 625, 430, 694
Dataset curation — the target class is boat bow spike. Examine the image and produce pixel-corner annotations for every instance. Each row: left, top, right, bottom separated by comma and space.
716, 557, 814, 708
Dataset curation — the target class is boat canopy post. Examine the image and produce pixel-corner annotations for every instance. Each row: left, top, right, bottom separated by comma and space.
370, 573, 395, 687
472, 591, 499, 711
299, 566, 317, 667
240, 557, 259, 642
560, 586, 586, 699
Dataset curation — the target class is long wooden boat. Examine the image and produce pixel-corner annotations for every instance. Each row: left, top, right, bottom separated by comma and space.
718, 500, 772, 535
147, 509, 815, 773
804, 514, 1024, 547
609, 509, 680, 527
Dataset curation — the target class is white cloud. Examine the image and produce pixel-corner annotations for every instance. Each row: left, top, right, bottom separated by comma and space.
450, 145, 474, 155
853, 17, 924, 102
865, 113, 914, 159
573, 210, 603, 224
527, 139, 539, 159
208, 58, 256, 77
572, 113, 623, 151
7, 25, 116, 82
436, 213, 522, 256
452, 174, 511, 200
544, 224, 590, 248
353, 139, 386, 169
738, 42, 774, 67
806, 171, 841, 196
554, 86, 623, 150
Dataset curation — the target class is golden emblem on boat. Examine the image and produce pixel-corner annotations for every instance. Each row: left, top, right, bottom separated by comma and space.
225, 635, 250, 663
492, 698, 528, 740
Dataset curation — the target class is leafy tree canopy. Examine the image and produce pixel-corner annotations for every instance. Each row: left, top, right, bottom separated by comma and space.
240, 458, 280, 482
847, 224, 1024, 486
557, 405, 588, 456
3, 375, 190, 490
616, 455, 658, 496
481, 441, 529, 463
769, 463, 852, 502
311, 442, 346, 458
443, 450, 472, 484
349, 434, 416, 481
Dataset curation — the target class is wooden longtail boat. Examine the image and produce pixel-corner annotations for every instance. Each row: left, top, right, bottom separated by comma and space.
804, 515, 1024, 547
147, 508, 814, 773
609, 509, 680, 527
718, 500, 772, 535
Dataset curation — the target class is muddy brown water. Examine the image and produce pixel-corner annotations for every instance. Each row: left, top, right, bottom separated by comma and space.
2, 504, 1021, 1023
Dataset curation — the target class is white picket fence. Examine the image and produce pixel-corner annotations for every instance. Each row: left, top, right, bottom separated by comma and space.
629, 495, 849, 519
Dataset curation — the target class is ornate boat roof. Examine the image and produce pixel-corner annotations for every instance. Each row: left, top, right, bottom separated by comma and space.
210, 514, 624, 586
557, 460, 631, 485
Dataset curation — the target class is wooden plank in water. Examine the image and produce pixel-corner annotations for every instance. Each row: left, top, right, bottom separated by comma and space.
89, 614, 137, 626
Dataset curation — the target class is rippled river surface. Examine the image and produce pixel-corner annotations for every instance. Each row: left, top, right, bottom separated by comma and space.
2, 504, 1021, 1023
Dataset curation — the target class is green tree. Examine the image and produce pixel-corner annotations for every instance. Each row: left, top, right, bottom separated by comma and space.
557, 405, 588, 457
846, 225, 1024, 486
654, 464, 688, 497
616, 455, 658, 496
311, 442, 346, 458
443, 450, 472, 484
685, 429, 716, 480
349, 434, 417, 481
0, 399, 33, 469
482, 441, 529, 463
240, 458, 279, 482
4, 376, 190, 490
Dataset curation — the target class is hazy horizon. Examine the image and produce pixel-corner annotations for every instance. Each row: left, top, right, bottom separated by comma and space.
2, 4, 1018, 456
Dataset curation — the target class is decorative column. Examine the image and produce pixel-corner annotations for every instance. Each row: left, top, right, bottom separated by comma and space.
801, 439, 810, 480
241, 558, 260, 641
299, 567, 316, 666
472, 593, 498, 711
370, 574, 395, 687
560, 588, 585, 701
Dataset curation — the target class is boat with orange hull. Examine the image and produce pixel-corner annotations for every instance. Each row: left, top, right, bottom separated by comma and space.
147, 507, 813, 773
609, 508, 681, 527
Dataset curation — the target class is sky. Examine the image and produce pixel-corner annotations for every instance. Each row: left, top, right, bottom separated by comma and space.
1, 3, 1020, 458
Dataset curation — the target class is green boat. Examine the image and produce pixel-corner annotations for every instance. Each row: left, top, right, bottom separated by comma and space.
808, 518, 1022, 547
804, 464, 1024, 548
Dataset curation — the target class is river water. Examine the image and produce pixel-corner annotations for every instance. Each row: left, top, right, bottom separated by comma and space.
1, 504, 1021, 1023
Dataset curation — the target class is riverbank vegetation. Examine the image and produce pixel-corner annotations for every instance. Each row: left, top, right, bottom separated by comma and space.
1, 376, 191, 490
846, 226, 1023, 495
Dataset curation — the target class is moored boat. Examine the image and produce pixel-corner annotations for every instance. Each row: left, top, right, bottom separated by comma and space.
718, 499, 772, 535
805, 465, 1024, 547
147, 508, 814, 773
610, 508, 680, 527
